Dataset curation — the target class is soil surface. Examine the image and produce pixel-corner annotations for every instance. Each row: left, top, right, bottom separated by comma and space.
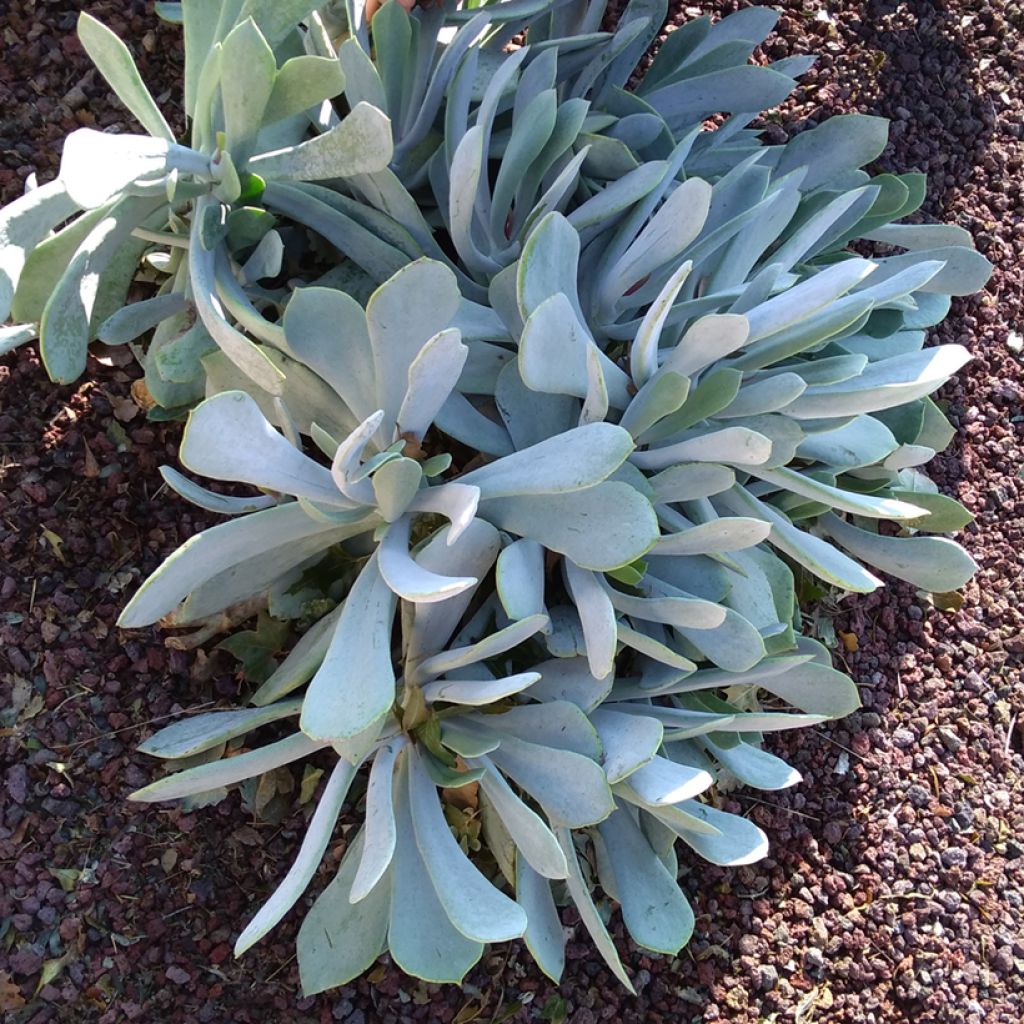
1, 2, 1022, 1022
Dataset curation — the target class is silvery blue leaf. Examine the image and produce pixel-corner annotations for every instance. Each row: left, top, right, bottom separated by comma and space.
388, 751, 483, 982
649, 463, 735, 502
422, 672, 541, 707
526, 657, 615, 712
651, 517, 771, 556
180, 391, 344, 505
405, 519, 501, 666
820, 512, 976, 592
139, 699, 302, 759
297, 829, 390, 995
480, 482, 658, 571
519, 293, 631, 407
629, 260, 694, 385
565, 561, 618, 679
495, 539, 547, 621
301, 552, 398, 741
461, 422, 634, 498
397, 328, 468, 440
773, 113, 889, 191
661, 313, 749, 376
604, 178, 711, 307
670, 800, 770, 864
701, 737, 802, 792
411, 614, 549, 684
516, 857, 565, 982
350, 738, 405, 903
378, 515, 477, 603
472, 756, 568, 878
487, 734, 614, 828
130, 732, 326, 802
371, 458, 423, 522
0, 178, 78, 322
407, 748, 527, 943
118, 503, 364, 627
235, 756, 357, 954
590, 707, 663, 783
248, 102, 393, 180
597, 808, 694, 954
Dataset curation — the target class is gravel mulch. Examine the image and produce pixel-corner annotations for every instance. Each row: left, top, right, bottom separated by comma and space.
1, 2, 1022, 1022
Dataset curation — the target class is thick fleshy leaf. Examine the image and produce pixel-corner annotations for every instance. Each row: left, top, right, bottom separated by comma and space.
180, 391, 342, 504
603, 579, 727, 630
649, 463, 735, 502
301, 553, 398, 741
370, 456, 422, 521
405, 519, 502, 666
671, 801, 770, 864
397, 328, 468, 440
350, 739, 405, 903
139, 699, 301, 759
633, 426, 773, 470
119, 503, 361, 627
189, 211, 285, 395
651, 517, 771, 556
519, 294, 631, 407
387, 753, 483, 982
423, 673, 540, 707
265, 55, 346, 125
774, 113, 889, 190
662, 313, 750, 377
606, 178, 711, 306
220, 17, 276, 161
821, 512, 976, 591
747, 466, 927, 520
407, 749, 527, 943
461, 422, 634, 498
0, 179, 79, 321
630, 264, 695, 389
472, 757, 567, 878
130, 732, 325, 802
365, 259, 462, 431
590, 708, 663, 783
236, 757, 357, 954
702, 737, 802, 791
58, 129, 200, 209
477, 701, 602, 759
598, 809, 695, 954
555, 829, 635, 993
784, 345, 973, 418
411, 614, 549, 684
487, 733, 614, 828
627, 755, 714, 805
565, 561, 618, 679
722, 485, 882, 592
39, 194, 161, 383
480, 482, 659, 571
795, 416, 899, 469
495, 539, 546, 621
248, 102, 393, 181
527, 657, 614, 712
297, 829, 391, 995
517, 858, 565, 983
378, 515, 477, 603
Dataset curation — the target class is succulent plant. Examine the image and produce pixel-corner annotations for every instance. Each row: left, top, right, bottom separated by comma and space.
0, 0, 993, 996
0, 4, 394, 407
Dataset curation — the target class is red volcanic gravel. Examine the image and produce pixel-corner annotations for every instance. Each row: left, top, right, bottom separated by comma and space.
1, 1, 1022, 1022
